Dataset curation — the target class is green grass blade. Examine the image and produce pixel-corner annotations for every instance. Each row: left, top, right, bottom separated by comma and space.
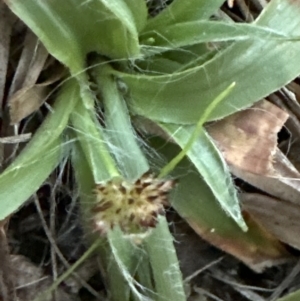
95, 65, 148, 180
94, 68, 186, 300
117, 0, 300, 124
71, 98, 119, 182
159, 82, 235, 178
4, 0, 141, 72
108, 230, 152, 301
111, 0, 148, 33
135, 252, 155, 300
277, 290, 300, 301
0, 138, 64, 220
72, 142, 133, 301
158, 84, 241, 228
144, 0, 224, 30
144, 217, 186, 301
4, 0, 83, 73
0, 79, 78, 220
141, 20, 288, 53
72, 141, 152, 301
160, 123, 247, 231
150, 137, 288, 269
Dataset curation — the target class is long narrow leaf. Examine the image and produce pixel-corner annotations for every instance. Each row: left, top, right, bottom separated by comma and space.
71, 142, 132, 301
96, 66, 186, 300
144, 0, 225, 30
95, 65, 148, 180
0, 138, 64, 220
160, 123, 247, 230
144, 217, 186, 301
277, 290, 300, 301
4, 0, 142, 73
117, 0, 300, 124
117, 0, 148, 33
0, 79, 78, 220
150, 137, 289, 271
141, 20, 287, 52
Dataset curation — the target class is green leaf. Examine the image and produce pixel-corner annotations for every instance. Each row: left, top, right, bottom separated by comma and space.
0, 79, 78, 220
139, 44, 216, 74
141, 20, 287, 53
158, 82, 235, 178
150, 137, 289, 270
90, 65, 185, 300
71, 142, 132, 301
117, 0, 300, 124
4, 0, 143, 75
159, 123, 247, 231
135, 57, 183, 74
135, 253, 154, 299
277, 290, 300, 301
71, 98, 119, 182
173, 165, 288, 268
94, 65, 149, 181
122, 0, 148, 32
144, 217, 186, 301
144, 0, 225, 31
0, 138, 64, 221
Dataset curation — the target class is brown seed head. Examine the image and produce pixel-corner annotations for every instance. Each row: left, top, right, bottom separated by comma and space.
92, 173, 176, 235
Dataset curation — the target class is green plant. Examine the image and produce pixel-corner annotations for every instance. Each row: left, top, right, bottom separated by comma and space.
2, 0, 300, 300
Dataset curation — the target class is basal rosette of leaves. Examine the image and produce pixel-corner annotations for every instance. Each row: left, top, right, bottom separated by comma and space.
2, 0, 300, 300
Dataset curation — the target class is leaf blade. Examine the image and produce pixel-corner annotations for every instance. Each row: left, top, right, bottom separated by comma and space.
144, 0, 225, 31
160, 123, 247, 230
141, 20, 287, 52
119, 0, 300, 124
4, 0, 142, 74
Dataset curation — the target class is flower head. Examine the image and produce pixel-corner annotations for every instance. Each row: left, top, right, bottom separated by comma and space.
92, 172, 176, 235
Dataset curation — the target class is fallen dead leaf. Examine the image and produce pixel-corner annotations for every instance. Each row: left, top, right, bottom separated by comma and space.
232, 149, 300, 205
207, 99, 300, 251
207, 98, 300, 204
242, 193, 300, 250
9, 84, 47, 124
9, 60, 65, 124
8, 29, 48, 98
207, 99, 289, 176
186, 211, 290, 273
10, 255, 76, 301
6, 28, 63, 124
